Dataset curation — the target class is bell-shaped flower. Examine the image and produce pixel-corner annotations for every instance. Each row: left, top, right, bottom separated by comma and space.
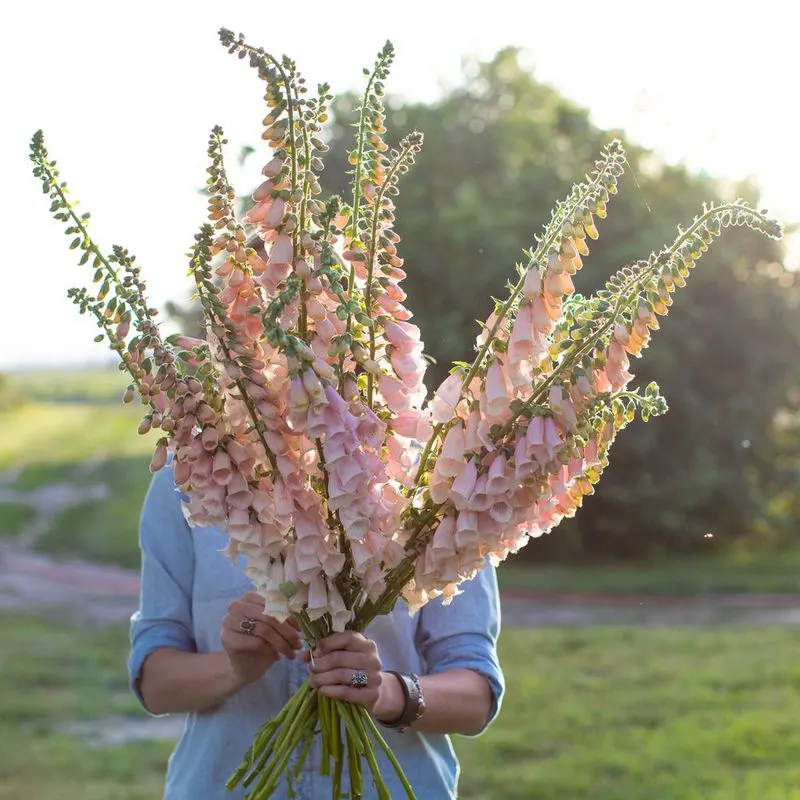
428, 372, 463, 424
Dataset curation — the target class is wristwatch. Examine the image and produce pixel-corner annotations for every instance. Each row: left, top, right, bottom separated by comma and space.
380, 671, 426, 732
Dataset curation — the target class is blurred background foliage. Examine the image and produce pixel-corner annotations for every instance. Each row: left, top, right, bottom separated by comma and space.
170, 47, 800, 561
7, 48, 799, 567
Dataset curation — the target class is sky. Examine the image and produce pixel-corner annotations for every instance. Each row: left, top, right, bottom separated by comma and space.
3, 0, 797, 370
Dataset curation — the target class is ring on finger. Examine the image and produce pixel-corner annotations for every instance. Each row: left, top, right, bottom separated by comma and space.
239, 616, 258, 636
349, 670, 369, 689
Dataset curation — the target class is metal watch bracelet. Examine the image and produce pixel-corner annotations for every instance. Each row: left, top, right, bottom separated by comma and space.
379, 671, 426, 732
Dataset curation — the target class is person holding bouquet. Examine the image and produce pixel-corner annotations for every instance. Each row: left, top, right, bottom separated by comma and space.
30, 24, 782, 800
128, 462, 505, 799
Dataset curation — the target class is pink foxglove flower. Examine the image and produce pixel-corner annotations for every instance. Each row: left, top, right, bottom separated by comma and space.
428, 372, 463, 424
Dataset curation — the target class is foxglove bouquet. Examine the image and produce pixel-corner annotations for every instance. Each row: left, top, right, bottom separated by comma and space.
31, 28, 782, 800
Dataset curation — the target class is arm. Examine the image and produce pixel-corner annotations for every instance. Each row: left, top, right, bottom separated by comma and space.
376, 667, 493, 735
409, 563, 505, 735
139, 595, 303, 715
128, 468, 301, 716
128, 465, 204, 715
138, 648, 244, 715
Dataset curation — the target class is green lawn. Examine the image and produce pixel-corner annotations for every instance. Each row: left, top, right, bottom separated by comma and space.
0, 504, 36, 538
0, 401, 156, 567
8, 368, 131, 405
0, 401, 155, 473
497, 548, 800, 596
2, 615, 800, 799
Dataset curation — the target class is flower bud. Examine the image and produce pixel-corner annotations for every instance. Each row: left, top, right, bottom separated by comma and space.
262, 156, 283, 178
149, 440, 168, 473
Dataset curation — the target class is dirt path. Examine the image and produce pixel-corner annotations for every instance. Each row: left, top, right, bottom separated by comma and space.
4, 542, 800, 628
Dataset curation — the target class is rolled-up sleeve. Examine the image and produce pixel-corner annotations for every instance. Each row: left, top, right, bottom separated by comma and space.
415, 564, 505, 735
128, 464, 197, 712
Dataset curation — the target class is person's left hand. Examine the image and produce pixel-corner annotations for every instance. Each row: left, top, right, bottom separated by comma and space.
304, 631, 397, 717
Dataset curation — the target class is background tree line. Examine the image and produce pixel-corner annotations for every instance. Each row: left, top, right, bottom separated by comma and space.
170, 48, 800, 561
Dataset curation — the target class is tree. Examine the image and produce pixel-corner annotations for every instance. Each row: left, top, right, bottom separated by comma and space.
323, 49, 800, 559
170, 48, 800, 559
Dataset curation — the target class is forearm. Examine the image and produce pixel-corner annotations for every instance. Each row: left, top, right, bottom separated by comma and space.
377, 668, 494, 735
138, 648, 244, 715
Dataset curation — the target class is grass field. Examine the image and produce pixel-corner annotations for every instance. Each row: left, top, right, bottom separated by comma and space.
0, 398, 157, 567
2, 615, 800, 799
497, 548, 800, 596
8, 367, 131, 405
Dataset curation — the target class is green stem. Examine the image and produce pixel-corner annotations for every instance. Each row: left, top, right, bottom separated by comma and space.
247, 687, 315, 798
361, 709, 418, 800
331, 708, 344, 799
356, 710, 392, 800
347, 730, 363, 800
319, 693, 332, 776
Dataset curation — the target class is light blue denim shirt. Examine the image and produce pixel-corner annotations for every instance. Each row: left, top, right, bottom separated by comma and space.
129, 465, 504, 800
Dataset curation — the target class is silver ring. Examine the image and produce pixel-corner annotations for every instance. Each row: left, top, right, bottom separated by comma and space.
239, 616, 257, 636
349, 671, 369, 689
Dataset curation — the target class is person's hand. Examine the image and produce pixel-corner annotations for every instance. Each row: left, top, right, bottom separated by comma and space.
305, 632, 404, 721
221, 592, 303, 687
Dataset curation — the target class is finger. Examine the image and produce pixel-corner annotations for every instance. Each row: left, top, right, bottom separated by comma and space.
225, 605, 302, 651
309, 649, 380, 675
317, 683, 380, 708
221, 628, 273, 657
308, 667, 380, 690
222, 615, 297, 659
260, 615, 304, 650
316, 632, 372, 656
259, 626, 299, 660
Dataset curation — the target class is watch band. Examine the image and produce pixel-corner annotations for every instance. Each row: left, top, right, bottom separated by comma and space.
380, 671, 426, 732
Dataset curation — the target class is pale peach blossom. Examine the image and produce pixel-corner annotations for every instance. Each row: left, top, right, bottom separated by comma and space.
201, 425, 219, 452
531, 296, 552, 335
522, 268, 542, 299
268, 233, 293, 267
378, 373, 412, 413
429, 372, 463, 424
476, 311, 499, 349
509, 304, 535, 365
449, 458, 478, 510
226, 471, 254, 510
212, 451, 233, 485
483, 361, 511, 420
437, 421, 466, 478
464, 409, 482, 452
391, 409, 433, 442
468, 474, 492, 512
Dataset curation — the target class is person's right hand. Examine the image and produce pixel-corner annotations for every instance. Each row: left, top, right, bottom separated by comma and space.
221, 592, 303, 687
